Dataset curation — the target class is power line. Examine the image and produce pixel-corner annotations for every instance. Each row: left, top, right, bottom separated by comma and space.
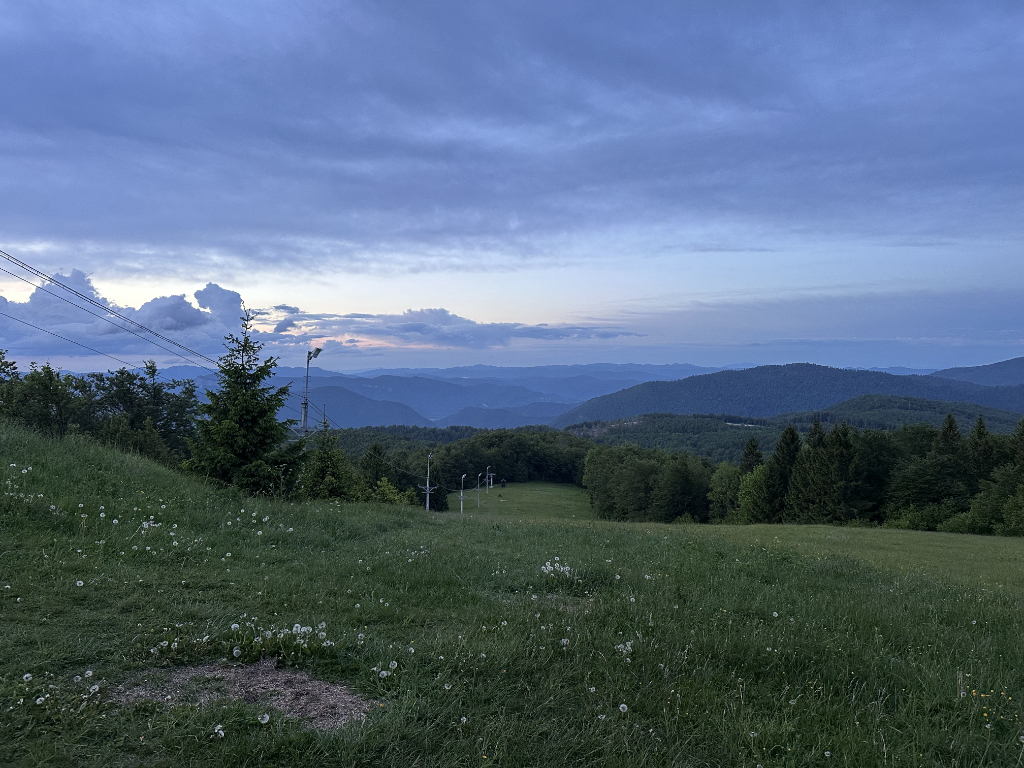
0, 248, 220, 366
0, 311, 153, 371
0, 264, 217, 371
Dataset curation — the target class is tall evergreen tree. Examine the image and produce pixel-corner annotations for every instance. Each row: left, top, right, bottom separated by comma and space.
932, 413, 963, 459
183, 310, 299, 493
966, 416, 997, 491
739, 437, 763, 475
774, 425, 802, 478
804, 418, 826, 450
787, 422, 858, 523
1012, 418, 1024, 470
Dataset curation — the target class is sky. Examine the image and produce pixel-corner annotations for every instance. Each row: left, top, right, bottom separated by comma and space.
0, 1, 1021, 372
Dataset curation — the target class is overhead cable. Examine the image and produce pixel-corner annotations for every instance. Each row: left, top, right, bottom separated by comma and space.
0, 248, 220, 366
0, 265, 216, 371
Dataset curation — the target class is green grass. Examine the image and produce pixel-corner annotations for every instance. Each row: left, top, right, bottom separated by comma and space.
3, 422, 1024, 766
446, 481, 592, 521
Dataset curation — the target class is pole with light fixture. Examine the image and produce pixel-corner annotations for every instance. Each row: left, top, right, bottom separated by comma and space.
301, 346, 322, 434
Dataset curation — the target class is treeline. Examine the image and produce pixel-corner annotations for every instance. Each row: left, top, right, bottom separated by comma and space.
7, 312, 1023, 536
331, 424, 480, 460
584, 415, 1024, 536
0, 352, 198, 463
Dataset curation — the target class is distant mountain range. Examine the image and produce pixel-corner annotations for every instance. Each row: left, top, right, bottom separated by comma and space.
551, 363, 1024, 427
161, 357, 1024, 430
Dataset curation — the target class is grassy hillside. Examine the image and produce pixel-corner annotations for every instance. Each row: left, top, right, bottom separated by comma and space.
4, 423, 1024, 766
551, 363, 1024, 427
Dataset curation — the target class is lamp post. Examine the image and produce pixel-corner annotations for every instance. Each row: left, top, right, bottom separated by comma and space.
477, 473, 482, 508
461, 473, 467, 514
485, 466, 491, 494
301, 346, 322, 434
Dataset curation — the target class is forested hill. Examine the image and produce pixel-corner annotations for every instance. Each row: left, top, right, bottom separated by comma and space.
551, 363, 1024, 426
930, 356, 1024, 387
565, 394, 1024, 463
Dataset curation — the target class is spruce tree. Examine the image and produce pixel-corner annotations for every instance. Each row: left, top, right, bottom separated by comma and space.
932, 413, 963, 458
298, 419, 361, 500
774, 425, 802, 478
1012, 418, 1024, 470
739, 437, 763, 475
183, 310, 297, 491
966, 416, 997, 491
787, 421, 857, 524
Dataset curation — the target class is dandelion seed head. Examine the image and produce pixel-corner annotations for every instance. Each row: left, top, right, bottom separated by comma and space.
619, 704, 628, 712
258, 713, 270, 724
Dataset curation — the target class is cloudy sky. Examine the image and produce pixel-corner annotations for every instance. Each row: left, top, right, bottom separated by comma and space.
0, 1, 1020, 371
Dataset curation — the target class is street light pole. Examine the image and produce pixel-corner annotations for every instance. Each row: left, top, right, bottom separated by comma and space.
301, 346, 322, 434
485, 466, 491, 494
461, 473, 466, 514
477, 473, 482, 508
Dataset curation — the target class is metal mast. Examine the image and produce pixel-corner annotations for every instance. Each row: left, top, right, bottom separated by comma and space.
301, 346, 322, 433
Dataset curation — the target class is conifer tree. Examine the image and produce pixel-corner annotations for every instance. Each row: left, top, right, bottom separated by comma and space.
183, 310, 298, 492
773, 425, 802, 478
739, 437, 763, 475
966, 416, 997, 490
787, 421, 858, 523
1012, 418, 1024, 470
932, 413, 963, 458
298, 418, 361, 500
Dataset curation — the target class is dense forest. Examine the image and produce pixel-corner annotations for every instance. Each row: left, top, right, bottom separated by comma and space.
583, 417, 1024, 536
566, 395, 1023, 463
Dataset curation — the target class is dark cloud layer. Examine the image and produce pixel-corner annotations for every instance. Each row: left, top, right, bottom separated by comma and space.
0, 1, 1019, 275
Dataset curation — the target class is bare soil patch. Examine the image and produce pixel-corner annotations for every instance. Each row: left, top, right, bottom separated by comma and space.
111, 657, 374, 730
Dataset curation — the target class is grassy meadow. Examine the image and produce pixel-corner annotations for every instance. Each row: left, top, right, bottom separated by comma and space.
3, 422, 1024, 767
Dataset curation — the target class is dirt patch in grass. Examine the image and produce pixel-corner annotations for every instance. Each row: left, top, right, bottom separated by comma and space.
110, 657, 374, 730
